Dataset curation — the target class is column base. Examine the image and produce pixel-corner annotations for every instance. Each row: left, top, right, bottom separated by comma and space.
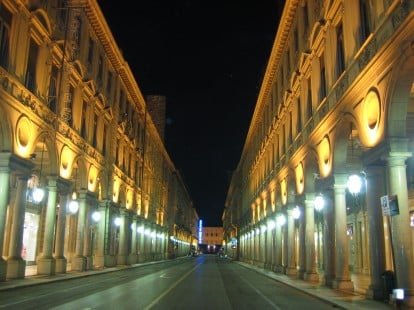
55, 257, 67, 273
0, 258, 7, 281
127, 254, 138, 265
366, 284, 384, 300
332, 278, 354, 291
37, 257, 56, 275
286, 267, 297, 277
85, 256, 93, 270
71, 256, 87, 271
6, 257, 26, 279
304, 271, 319, 282
117, 255, 127, 265
400, 292, 414, 309
297, 269, 305, 280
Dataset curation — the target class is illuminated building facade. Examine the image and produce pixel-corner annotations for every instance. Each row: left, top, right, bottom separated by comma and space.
200, 226, 223, 253
223, 0, 414, 306
0, 0, 196, 280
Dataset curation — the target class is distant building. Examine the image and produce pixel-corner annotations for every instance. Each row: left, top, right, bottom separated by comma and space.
199, 226, 223, 254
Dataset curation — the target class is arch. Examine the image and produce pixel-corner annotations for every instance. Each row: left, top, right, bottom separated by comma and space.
72, 154, 88, 191
32, 9, 53, 35
0, 102, 13, 151
96, 169, 109, 200
387, 53, 414, 138
73, 60, 85, 78
31, 132, 59, 179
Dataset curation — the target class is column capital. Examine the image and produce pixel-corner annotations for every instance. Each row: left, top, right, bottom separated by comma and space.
56, 177, 72, 195
9, 154, 34, 177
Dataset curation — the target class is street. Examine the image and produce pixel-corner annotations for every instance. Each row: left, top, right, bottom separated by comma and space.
0, 255, 337, 310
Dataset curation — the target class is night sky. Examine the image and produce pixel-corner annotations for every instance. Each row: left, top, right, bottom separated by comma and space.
98, 1, 285, 226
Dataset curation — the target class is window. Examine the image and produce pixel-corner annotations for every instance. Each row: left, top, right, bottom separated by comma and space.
25, 39, 39, 93
336, 23, 345, 79
306, 78, 312, 120
102, 123, 107, 155
67, 85, 75, 127
81, 100, 88, 139
48, 65, 59, 113
92, 112, 98, 148
97, 55, 103, 87
319, 54, 327, 101
359, 0, 371, 44
303, 2, 309, 35
87, 38, 94, 68
0, 5, 11, 69
56, 0, 66, 31
296, 98, 302, 133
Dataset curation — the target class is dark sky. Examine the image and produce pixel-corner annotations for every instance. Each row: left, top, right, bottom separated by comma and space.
98, 1, 285, 226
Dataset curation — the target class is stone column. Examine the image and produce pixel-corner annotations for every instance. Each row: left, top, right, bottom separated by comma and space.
323, 191, 335, 287
0, 153, 11, 281
332, 173, 353, 291
304, 194, 319, 282
128, 215, 138, 264
364, 165, 386, 300
7, 171, 31, 279
54, 178, 71, 273
83, 204, 92, 270
117, 209, 128, 265
93, 201, 108, 269
286, 207, 297, 276
270, 225, 276, 271
72, 190, 87, 271
265, 222, 272, 269
386, 152, 414, 307
137, 221, 145, 262
37, 176, 58, 275
282, 220, 288, 273
297, 205, 306, 279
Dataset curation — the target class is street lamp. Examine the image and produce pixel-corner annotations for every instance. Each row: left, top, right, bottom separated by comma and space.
276, 213, 286, 226
314, 194, 325, 211
68, 191, 79, 214
292, 206, 301, 219
347, 174, 362, 195
91, 210, 101, 222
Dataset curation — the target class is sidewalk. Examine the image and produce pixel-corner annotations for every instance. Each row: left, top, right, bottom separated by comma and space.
0, 259, 394, 309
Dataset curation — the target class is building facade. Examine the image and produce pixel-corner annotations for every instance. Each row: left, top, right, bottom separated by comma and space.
223, 0, 414, 307
200, 226, 223, 254
0, 0, 196, 281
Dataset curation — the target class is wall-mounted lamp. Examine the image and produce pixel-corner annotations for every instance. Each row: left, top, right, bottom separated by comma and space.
91, 210, 101, 222
292, 206, 301, 219
276, 213, 286, 226
314, 194, 324, 211
347, 174, 362, 195
114, 217, 121, 227
68, 191, 79, 214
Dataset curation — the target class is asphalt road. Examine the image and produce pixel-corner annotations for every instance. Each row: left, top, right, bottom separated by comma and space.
0, 255, 338, 310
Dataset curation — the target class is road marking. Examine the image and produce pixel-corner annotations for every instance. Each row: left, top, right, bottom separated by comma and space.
240, 276, 282, 310
144, 263, 200, 310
